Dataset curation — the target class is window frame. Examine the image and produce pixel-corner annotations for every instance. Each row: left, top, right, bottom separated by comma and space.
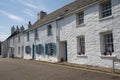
36, 44, 44, 54
100, 31, 114, 56
100, 0, 112, 18
18, 47, 20, 54
27, 32, 29, 41
18, 36, 20, 43
13, 38, 14, 45
34, 28, 39, 40
77, 36, 85, 55
45, 43, 56, 56
77, 11, 84, 25
48, 43, 53, 56
47, 24, 52, 36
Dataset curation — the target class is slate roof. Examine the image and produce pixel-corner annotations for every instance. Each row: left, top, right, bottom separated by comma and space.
27, 0, 102, 31
7, 31, 19, 40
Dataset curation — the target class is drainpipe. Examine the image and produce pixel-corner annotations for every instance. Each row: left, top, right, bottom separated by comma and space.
54, 17, 64, 62
54, 20, 60, 62
34, 34, 39, 60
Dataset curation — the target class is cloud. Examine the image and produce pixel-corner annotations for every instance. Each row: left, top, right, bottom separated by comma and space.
10, 0, 51, 12
10, 0, 38, 9
0, 10, 24, 22
23, 3, 38, 9
23, 8, 34, 17
0, 32, 10, 41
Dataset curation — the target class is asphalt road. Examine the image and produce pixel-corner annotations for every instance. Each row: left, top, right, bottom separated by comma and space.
0, 58, 120, 80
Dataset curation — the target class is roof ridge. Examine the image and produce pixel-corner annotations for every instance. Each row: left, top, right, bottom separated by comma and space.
27, 0, 100, 31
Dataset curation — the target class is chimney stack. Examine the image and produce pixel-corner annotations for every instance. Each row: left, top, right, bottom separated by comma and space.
11, 25, 15, 34
20, 25, 24, 32
28, 21, 32, 28
16, 25, 20, 32
37, 11, 47, 20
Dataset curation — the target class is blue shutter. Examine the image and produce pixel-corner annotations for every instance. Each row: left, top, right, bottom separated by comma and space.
52, 43, 56, 55
25, 46, 31, 54
28, 46, 31, 54
36, 44, 40, 54
41, 44, 44, 54
39, 44, 42, 54
45, 44, 48, 55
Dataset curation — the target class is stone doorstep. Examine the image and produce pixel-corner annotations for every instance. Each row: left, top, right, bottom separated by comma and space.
11, 58, 120, 74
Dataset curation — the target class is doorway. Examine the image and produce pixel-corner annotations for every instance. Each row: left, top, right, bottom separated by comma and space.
60, 41, 68, 62
21, 46, 24, 58
32, 45, 35, 59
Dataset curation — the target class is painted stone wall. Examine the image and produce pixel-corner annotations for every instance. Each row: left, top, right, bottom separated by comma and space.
58, 0, 120, 69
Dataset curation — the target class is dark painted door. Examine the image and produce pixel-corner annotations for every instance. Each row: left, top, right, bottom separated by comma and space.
65, 41, 68, 61
32, 45, 35, 59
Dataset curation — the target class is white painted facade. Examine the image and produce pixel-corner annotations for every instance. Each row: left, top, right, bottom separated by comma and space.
8, 32, 24, 58
57, 0, 120, 69
23, 22, 59, 62
3, 0, 120, 69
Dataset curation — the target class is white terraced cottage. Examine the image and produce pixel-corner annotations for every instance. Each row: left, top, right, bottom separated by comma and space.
2, 0, 120, 69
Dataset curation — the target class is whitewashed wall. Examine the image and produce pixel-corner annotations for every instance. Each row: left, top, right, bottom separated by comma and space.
23, 30, 34, 59
23, 22, 58, 62
35, 22, 58, 62
58, 0, 120, 69
8, 0, 120, 68
8, 32, 24, 58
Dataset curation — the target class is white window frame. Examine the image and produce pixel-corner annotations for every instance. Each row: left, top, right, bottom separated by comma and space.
100, 31, 114, 56
13, 38, 14, 45
100, 0, 112, 18
18, 47, 20, 55
47, 24, 52, 36
34, 28, 38, 40
18, 36, 20, 43
77, 11, 84, 25
27, 32, 29, 41
48, 43, 53, 56
77, 36, 85, 55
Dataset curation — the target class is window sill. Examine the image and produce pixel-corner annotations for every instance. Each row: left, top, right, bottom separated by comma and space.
99, 16, 113, 21
100, 55, 116, 58
77, 55, 87, 57
76, 23, 85, 27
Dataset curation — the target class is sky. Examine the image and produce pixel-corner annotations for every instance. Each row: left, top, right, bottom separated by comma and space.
0, 0, 74, 41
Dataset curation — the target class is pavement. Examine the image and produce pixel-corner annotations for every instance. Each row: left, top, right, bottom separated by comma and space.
0, 58, 120, 80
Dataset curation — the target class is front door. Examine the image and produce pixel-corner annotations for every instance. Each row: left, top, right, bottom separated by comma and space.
21, 46, 24, 58
60, 41, 68, 62
32, 45, 35, 59
64, 41, 68, 61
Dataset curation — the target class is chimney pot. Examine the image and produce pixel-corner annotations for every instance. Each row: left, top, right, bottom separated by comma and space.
38, 11, 47, 20
28, 21, 32, 28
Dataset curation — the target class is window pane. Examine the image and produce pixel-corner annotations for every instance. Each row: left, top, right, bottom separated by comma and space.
47, 25, 52, 36
104, 33, 114, 52
78, 12, 84, 24
35, 29, 38, 39
101, 0, 112, 18
79, 37, 85, 53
